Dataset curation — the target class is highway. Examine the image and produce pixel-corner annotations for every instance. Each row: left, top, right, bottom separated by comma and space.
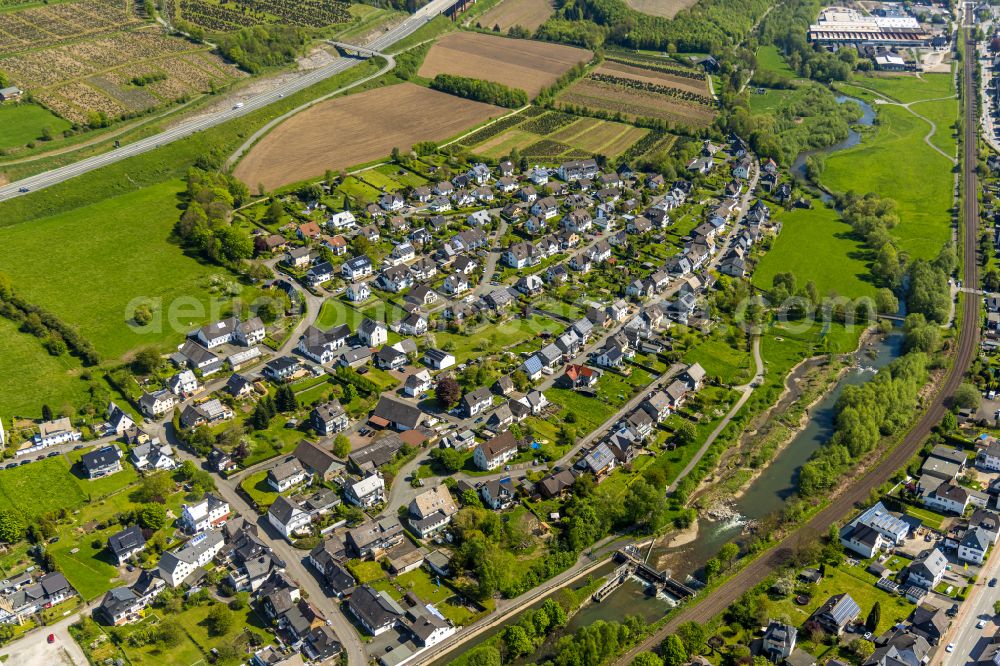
614, 24, 982, 666
0, 0, 454, 203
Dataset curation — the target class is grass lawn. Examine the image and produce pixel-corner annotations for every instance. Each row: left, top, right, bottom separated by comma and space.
66, 447, 139, 498
752, 203, 876, 300
348, 559, 387, 584
903, 503, 947, 530
909, 97, 960, 157
50, 522, 124, 601
0, 103, 72, 150
389, 568, 478, 625
436, 316, 563, 363
769, 563, 912, 635
239, 470, 279, 510
849, 71, 954, 104
755, 45, 796, 79
749, 87, 797, 114
0, 456, 86, 519
820, 102, 953, 260
123, 615, 210, 666
0, 317, 92, 418
681, 327, 752, 384
0, 180, 247, 359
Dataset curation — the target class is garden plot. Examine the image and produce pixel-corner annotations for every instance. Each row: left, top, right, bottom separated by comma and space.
558, 60, 716, 127
1, 29, 245, 124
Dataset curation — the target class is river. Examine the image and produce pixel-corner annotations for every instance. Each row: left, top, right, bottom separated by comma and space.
791, 94, 877, 185
434, 92, 890, 664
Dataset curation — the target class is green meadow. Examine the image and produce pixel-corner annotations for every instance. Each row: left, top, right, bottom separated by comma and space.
753, 203, 876, 300
0, 180, 244, 359
820, 100, 953, 260
0, 103, 72, 150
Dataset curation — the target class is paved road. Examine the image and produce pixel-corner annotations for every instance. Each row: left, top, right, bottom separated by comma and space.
938, 543, 1000, 665
0, 600, 97, 666
0, 0, 454, 203
614, 27, 982, 665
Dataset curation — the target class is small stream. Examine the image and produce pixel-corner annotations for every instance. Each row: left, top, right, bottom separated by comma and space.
648, 329, 904, 576
434, 92, 890, 665
791, 94, 877, 189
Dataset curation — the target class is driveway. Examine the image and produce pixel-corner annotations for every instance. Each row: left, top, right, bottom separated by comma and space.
0, 605, 91, 666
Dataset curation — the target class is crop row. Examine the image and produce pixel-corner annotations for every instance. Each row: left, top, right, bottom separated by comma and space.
519, 110, 577, 135
605, 52, 706, 80
588, 73, 715, 106
1, 30, 204, 88
459, 112, 528, 147
522, 139, 573, 159
618, 129, 674, 163
178, 0, 350, 31
0, 0, 138, 56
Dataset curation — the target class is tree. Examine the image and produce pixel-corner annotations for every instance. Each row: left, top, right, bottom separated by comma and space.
660, 635, 688, 666
436, 376, 461, 408
851, 639, 875, 661
675, 621, 706, 656
0, 510, 25, 543
464, 646, 502, 666
135, 473, 173, 503
431, 447, 464, 473
132, 347, 162, 374
275, 384, 298, 412
719, 542, 739, 566
333, 433, 351, 459
205, 603, 233, 636
138, 503, 167, 530
502, 624, 533, 658
674, 420, 697, 447
703, 557, 722, 581
41, 404, 53, 422
156, 618, 184, 647
633, 653, 664, 666
865, 602, 881, 632
953, 383, 981, 410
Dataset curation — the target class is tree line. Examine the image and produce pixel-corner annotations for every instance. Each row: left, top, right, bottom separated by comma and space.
430, 74, 529, 108
218, 24, 307, 74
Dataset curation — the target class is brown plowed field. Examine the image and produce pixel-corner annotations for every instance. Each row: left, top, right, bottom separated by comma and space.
623, 0, 699, 18
417, 31, 592, 97
233, 83, 503, 190
478, 0, 554, 32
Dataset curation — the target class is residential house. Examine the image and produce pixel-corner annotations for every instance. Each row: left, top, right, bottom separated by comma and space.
108, 525, 146, 565
310, 400, 349, 437
294, 440, 344, 482
267, 459, 309, 492
80, 445, 122, 479
158, 530, 224, 587
810, 593, 861, 635
473, 432, 518, 471
346, 518, 403, 559
180, 495, 230, 534
370, 396, 423, 431
462, 387, 494, 418
268, 496, 312, 540
423, 348, 456, 370
908, 548, 948, 589
408, 485, 458, 538
357, 318, 388, 347
297, 324, 350, 365
346, 474, 386, 508
342, 256, 373, 281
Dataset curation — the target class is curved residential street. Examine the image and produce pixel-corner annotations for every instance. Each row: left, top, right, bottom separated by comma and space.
615, 25, 982, 666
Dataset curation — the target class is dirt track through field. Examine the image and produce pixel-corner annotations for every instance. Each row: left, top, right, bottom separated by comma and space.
418, 31, 592, 96
233, 83, 503, 190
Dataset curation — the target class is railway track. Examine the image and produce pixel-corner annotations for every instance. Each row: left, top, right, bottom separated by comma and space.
614, 29, 982, 664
